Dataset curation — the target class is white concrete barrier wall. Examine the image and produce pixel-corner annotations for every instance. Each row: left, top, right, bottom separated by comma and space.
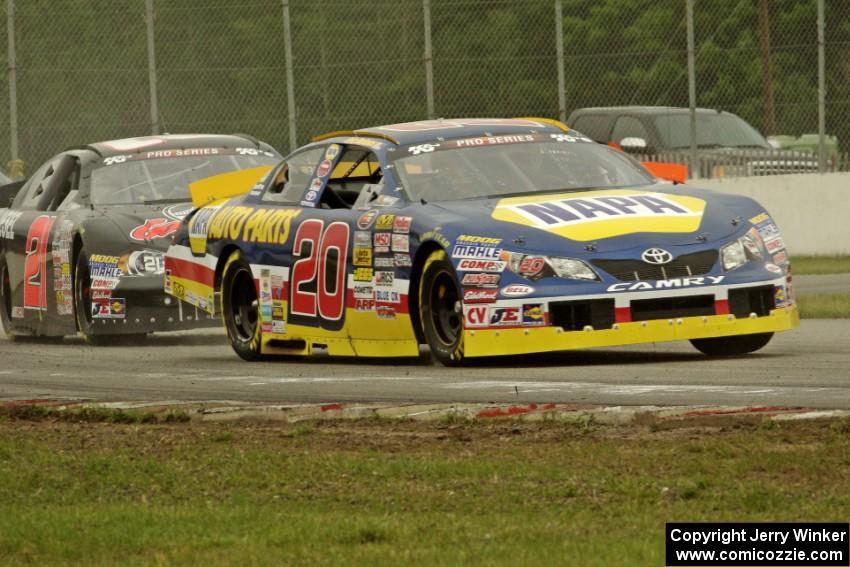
695, 172, 850, 256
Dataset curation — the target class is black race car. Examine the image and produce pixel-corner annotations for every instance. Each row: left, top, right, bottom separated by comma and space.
0, 134, 280, 343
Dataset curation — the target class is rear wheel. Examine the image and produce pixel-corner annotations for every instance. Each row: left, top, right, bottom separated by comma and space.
221, 251, 263, 361
690, 332, 774, 356
0, 255, 62, 342
419, 249, 466, 366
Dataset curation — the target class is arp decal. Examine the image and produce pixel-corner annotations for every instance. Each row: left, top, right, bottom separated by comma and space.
130, 218, 181, 241
492, 190, 706, 241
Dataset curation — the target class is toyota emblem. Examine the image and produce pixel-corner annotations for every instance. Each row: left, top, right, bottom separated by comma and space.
641, 248, 673, 265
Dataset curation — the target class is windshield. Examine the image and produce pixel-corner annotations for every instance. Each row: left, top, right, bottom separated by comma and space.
392, 134, 653, 202
655, 113, 770, 149
90, 150, 279, 206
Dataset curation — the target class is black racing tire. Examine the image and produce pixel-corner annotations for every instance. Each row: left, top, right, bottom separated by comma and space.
419, 249, 466, 366
0, 255, 63, 342
221, 250, 264, 361
73, 249, 109, 344
0, 257, 62, 344
690, 332, 774, 356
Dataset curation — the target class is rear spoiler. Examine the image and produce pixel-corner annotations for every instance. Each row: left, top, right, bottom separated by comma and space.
0, 180, 25, 208
188, 165, 274, 208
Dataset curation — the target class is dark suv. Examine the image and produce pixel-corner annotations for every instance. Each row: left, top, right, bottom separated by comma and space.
567, 106, 818, 177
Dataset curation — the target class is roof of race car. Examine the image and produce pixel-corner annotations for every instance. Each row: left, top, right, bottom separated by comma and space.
313, 118, 569, 147
82, 133, 269, 158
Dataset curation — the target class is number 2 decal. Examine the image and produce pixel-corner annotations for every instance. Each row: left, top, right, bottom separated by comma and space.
289, 219, 350, 329
23, 215, 56, 311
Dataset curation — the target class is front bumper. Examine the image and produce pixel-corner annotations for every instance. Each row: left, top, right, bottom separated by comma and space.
463, 304, 798, 357
87, 275, 219, 335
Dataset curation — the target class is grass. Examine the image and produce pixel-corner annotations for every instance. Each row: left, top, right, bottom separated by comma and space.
797, 293, 850, 318
1, 414, 849, 565
792, 255, 850, 275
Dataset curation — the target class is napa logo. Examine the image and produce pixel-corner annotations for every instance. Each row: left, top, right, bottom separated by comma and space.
491, 190, 706, 241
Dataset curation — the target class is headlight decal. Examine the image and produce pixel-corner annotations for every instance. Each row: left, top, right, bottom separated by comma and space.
499, 250, 599, 282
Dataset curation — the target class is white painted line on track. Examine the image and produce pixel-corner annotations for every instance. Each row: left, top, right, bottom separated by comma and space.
441, 380, 843, 397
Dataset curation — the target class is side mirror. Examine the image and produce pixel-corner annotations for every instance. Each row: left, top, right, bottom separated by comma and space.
619, 137, 648, 152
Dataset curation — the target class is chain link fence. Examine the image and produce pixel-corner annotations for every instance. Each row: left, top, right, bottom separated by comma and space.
0, 0, 846, 178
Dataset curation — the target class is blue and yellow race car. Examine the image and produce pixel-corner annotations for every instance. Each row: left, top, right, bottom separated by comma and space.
164, 118, 798, 365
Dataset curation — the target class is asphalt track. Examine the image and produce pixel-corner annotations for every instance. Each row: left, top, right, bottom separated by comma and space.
1, 319, 848, 409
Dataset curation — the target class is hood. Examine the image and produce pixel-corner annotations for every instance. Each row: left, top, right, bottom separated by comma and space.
428, 183, 752, 254
95, 202, 196, 252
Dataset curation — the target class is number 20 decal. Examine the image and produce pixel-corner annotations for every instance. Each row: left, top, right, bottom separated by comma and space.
289, 219, 350, 329
23, 215, 57, 311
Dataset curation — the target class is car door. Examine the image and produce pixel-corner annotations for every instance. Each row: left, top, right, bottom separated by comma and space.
1, 154, 78, 333
261, 141, 398, 343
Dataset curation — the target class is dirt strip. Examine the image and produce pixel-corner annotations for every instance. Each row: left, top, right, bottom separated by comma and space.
4, 398, 849, 427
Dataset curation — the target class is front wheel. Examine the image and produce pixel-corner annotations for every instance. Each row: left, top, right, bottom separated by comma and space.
221, 251, 263, 361
74, 249, 137, 346
690, 332, 774, 356
419, 249, 466, 366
